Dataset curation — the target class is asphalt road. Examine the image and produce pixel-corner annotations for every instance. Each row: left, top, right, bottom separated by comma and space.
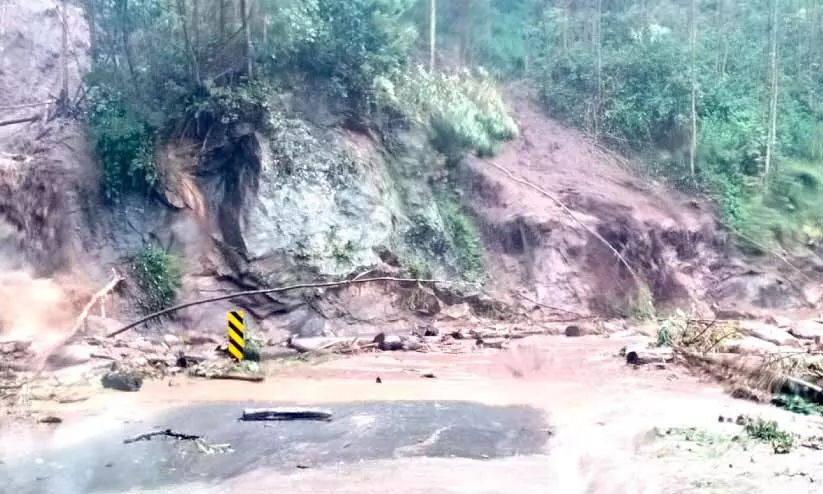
2, 401, 551, 494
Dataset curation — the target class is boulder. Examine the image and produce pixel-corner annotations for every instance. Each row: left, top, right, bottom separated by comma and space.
101, 370, 143, 392
790, 320, 823, 341
565, 325, 582, 337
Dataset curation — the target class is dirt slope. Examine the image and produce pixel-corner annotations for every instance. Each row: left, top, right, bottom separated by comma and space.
461, 87, 810, 317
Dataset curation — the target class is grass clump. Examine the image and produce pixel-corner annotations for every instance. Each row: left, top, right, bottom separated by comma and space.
772, 394, 823, 417
374, 66, 518, 157
742, 417, 796, 454
436, 190, 484, 282
130, 245, 183, 314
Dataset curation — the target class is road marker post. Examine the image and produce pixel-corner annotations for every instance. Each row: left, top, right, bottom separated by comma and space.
227, 310, 245, 361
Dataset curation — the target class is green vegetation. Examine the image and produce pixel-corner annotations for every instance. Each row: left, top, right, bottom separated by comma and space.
436, 189, 485, 281
375, 67, 517, 156
422, 0, 823, 251
665, 416, 796, 456
521, 0, 823, 250
130, 244, 183, 313
743, 417, 796, 454
772, 394, 823, 416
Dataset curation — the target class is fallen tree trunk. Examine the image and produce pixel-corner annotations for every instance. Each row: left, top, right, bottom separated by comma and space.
0, 114, 39, 127
206, 372, 265, 383
124, 429, 200, 444
108, 276, 461, 338
477, 337, 508, 349
74, 270, 123, 336
240, 407, 333, 422
286, 336, 369, 354
31, 271, 123, 380
625, 346, 674, 365
677, 349, 823, 405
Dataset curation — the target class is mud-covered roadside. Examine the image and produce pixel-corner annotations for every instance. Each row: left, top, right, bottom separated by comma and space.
3, 332, 823, 493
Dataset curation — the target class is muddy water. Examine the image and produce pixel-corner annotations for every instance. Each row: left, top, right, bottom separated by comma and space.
5, 335, 823, 493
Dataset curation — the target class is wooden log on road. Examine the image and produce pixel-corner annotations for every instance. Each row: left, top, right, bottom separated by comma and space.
240, 407, 333, 422
625, 346, 674, 365
286, 335, 368, 354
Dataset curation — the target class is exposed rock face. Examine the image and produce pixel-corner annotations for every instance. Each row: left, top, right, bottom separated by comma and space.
243, 119, 399, 276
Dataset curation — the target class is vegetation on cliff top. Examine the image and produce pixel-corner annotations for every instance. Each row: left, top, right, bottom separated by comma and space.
82, 0, 516, 203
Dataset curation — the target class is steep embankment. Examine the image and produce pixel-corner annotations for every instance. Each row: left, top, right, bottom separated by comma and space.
0, 2, 818, 364
461, 88, 817, 317
0, 0, 102, 357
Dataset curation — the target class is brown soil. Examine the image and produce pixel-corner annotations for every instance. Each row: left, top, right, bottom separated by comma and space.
461, 86, 812, 316
11, 334, 823, 493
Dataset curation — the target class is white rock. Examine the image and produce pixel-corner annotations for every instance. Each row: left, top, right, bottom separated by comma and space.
163, 334, 181, 345
790, 320, 823, 341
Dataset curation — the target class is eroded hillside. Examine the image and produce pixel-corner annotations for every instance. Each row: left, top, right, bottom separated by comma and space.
0, 0, 819, 365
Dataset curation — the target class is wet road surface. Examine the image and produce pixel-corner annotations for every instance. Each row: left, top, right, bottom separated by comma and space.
2, 401, 550, 494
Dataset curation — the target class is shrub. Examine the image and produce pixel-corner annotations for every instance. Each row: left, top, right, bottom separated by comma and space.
183, 81, 272, 134
87, 82, 158, 202
374, 66, 518, 157
130, 245, 183, 314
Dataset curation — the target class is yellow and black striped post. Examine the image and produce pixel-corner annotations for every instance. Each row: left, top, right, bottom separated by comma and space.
227, 310, 245, 361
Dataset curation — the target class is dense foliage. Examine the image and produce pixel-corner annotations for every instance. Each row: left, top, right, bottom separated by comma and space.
130, 244, 183, 313
427, 0, 823, 250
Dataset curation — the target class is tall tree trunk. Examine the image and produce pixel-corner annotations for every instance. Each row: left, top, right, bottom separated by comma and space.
241, 0, 252, 77
120, 0, 136, 80
177, 0, 201, 85
87, 0, 98, 62
562, 0, 569, 57
689, 0, 698, 177
193, 0, 199, 50
594, 0, 603, 139
810, 0, 821, 159
262, 12, 268, 48
60, 0, 70, 102
219, 0, 226, 43
716, 0, 728, 75
429, 0, 436, 72
764, 0, 779, 178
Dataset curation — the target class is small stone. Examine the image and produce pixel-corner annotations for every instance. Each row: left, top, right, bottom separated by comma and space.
421, 372, 437, 379
38, 416, 62, 424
